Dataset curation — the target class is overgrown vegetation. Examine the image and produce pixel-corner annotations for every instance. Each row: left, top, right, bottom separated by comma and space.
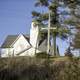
0, 57, 80, 80
36, 52, 50, 58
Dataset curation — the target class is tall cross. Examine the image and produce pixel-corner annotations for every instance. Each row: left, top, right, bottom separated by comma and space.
41, 10, 57, 55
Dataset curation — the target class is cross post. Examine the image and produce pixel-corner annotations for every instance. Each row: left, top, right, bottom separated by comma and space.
41, 10, 57, 55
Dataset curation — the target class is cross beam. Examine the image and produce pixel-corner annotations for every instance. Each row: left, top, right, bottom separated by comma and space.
41, 27, 57, 30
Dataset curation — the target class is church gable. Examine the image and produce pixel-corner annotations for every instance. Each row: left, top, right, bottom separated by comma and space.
1, 34, 30, 48
13, 34, 31, 53
0, 34, 31, 57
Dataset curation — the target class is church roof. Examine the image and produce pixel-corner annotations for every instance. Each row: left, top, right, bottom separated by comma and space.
23, 34, 30, 42
1, 34, 30, 48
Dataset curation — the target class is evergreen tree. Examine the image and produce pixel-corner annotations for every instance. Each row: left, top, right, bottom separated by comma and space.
72, 30, 80, 55
73, 32, 80, 49
64, 0, 80, 55
32, 0, 71, 56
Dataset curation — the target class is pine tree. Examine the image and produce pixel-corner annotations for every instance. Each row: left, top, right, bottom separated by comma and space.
73, 32, 80, 49
32, 0, 72, 56
64, 0, 80, 55
72, 30, 80, 55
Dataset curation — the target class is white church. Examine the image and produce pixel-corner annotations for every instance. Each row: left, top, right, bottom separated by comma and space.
0, 21, 59, 57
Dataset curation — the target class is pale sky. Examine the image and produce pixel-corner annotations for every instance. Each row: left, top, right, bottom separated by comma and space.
0, 0, 35, 44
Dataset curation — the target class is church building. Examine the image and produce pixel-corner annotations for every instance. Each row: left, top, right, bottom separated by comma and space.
0, 21, 59, 57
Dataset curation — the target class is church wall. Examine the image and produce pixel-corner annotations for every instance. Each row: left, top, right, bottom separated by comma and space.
30, 22, 39, 48
1, 48, 14, 57
38, 40, 47, 52
18, 47, 41, 57
13, 35, 30, 56
18, 47, 35, 56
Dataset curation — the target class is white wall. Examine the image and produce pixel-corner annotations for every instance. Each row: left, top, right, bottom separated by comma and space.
18, 47, 41, 57
18, 47, 35, 56
1, 48, 14, 57
13, 35, 30, 56
0, 34, 41, 57
30, 22, 39, 48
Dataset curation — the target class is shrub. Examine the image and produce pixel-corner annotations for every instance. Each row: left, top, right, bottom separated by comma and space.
36, 52, 50, 58
64, 47, 73, 57
65, 52, 73, 57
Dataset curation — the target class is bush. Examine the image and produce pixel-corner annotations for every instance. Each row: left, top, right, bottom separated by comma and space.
65, 52, 73, 57
64, 47, 73, 57
36, 52, 50, 58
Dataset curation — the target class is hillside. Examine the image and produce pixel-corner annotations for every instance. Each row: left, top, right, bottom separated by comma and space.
0, 56, 80, 80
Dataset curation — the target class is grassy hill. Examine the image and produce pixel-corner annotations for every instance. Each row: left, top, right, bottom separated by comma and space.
0, 56, 80, 80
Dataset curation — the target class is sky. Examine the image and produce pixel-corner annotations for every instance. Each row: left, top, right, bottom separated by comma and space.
0, 0, 35, 44
0, 0, 69, 55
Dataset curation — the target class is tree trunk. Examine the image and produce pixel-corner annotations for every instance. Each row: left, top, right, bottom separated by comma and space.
57, 45, 60, 56
53, 33, 57, 56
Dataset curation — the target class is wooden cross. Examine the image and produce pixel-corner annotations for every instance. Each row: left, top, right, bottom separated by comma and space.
41, 10, 57, 55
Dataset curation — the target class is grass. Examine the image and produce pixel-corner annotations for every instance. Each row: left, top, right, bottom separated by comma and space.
0, 56, 80, 80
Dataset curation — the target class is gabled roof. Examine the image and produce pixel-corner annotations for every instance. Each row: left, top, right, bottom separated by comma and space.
1, 35, 18, 48
23, 34, 30, 42
1, 34, 30, 48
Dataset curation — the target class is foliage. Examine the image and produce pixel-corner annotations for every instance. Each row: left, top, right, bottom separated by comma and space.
72, 31, 80, 49
65, 47, 73, 57
32, 0, 71, 56
35, 52, 50, 58
63, 0, 80, 53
